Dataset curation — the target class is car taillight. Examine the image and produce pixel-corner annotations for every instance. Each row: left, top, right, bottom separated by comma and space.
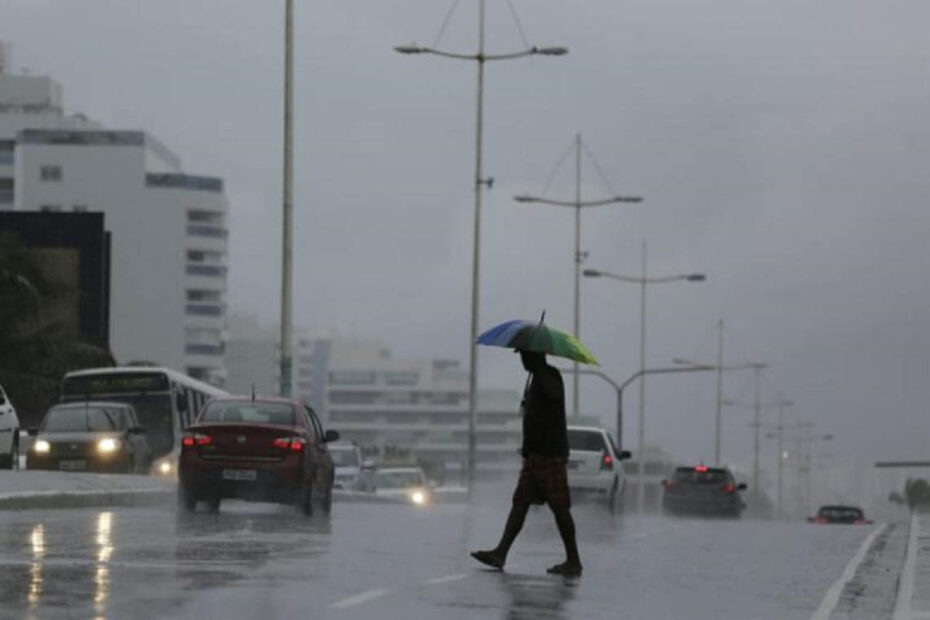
814, 517, 828, 524
182, 433, 211, 447
853, 518, 865, 525
601, 452, 614, 471
663, 481, 676, 491
721, 483, 735, 493
695, 465, 708, 473
272, 436, 306, 452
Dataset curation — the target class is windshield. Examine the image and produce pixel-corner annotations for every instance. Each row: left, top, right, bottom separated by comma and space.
819, 507, 864, 520
673, 468, 732, 485
41, 406, 124, 432
374, 471, 424, 489
330, 447, 360, 467
568, 430, 606, 452
200, 401, 295, 425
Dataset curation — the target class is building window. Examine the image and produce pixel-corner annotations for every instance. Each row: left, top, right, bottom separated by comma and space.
329, 371, 377, 386
40, 165, 62, 182
186, 289, 222, 303
383, 371, 419, 386
39, 205, 61, 212
0, 178, 12, 204
185, 303, 223, 317
187, 210, 223, 225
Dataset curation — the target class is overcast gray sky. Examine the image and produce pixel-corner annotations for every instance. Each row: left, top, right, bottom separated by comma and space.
8, 0, 930, 471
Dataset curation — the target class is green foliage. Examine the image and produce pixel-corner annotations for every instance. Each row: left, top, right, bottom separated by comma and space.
0, 233, 114, 426
904, 478, 930, 511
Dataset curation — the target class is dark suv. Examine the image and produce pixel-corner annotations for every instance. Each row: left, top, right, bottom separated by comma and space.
661, 465, 747, 518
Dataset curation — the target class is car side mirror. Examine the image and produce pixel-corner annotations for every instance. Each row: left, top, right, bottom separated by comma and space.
660, 479, 668, 487
324, 430, 340, 443
737, 483, 747, 491
619, 450, 632, 460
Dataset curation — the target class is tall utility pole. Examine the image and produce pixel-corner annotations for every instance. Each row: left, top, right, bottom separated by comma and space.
583, 263, 705, 511
714, 319, 724, 464
396, 1, 567, 486
752, 364, 763, 503
774, 400, 795, 519
279, 0, 294, 397
515, 136, 642, 418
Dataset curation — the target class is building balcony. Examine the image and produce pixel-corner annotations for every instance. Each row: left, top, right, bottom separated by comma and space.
185, 264, 227, 278
186, 224, 228, 239
184, 343, 225, 356
185, 303, 224, 318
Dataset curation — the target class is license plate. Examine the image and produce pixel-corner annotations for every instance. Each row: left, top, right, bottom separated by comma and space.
60, 460, 87, 471
222, 469, 257, 481
568, 460, 582, 470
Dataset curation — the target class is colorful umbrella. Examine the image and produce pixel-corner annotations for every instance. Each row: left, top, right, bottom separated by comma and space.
476, 319, 599, 365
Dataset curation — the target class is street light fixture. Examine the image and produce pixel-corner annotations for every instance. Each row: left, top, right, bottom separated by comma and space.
395, 0, 567, 488
515, 136, 643, 420
583, 255, 705, 512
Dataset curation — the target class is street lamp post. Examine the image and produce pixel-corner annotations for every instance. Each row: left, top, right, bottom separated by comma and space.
673, 353, 763, 466
720, 363, 769, 504
583, 265, 705, 511
279, 0, 294, 397
515, 136, 642, 419
396, 1, 567, 487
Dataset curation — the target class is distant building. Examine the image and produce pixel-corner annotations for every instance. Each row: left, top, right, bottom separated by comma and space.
0, 42, 229, 384
223, 321, 523, 482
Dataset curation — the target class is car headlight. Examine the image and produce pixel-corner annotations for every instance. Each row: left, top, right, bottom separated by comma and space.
158, 461, 172, 475
33, 440, 51, 454
97, 438, 120, 454
410, 490, 426, 506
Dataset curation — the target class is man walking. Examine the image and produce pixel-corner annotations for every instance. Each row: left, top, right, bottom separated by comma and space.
471, 350, 582, 576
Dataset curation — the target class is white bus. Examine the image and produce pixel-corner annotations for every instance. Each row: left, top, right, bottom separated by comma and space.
60, 366, 228, 475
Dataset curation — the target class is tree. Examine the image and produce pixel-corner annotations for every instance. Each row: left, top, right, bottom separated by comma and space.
0, 233, 114, 426
904, 478, 930, 512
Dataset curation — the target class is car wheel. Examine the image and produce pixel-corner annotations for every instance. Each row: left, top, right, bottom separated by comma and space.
608, 478, 619, 513
205, 491, 221, 513
299, 481, 314, 516
178, 483, 197, 512
321, 476, 333, 515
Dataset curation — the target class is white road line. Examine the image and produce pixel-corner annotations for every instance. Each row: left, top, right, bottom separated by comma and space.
893, 514, 920, 620
425, 573, 467, 585
810, 522, 888, 620
329, 588, 392, 610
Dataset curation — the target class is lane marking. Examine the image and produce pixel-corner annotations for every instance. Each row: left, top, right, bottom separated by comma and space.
893, 514, 920, 620
426, 573, 467, 585
810, 522, 888, 620
330, 588, 392, 610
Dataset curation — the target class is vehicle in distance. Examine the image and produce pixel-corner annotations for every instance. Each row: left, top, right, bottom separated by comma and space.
329, 441, 363, 490
61, 366, 228, 477
359, 465, 432, 506
662, 465, 747, 518
178, 397, 339, 515
0, 383, 20, 470
566, 425, 631, 511
26, 402, 151, 474
808, 505, 873, 525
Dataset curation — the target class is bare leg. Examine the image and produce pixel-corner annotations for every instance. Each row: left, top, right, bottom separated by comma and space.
471, 501, 531, 569
548, 505, 582, 575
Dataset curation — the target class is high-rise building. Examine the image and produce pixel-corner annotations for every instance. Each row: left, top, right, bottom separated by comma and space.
0, 43, 229, 385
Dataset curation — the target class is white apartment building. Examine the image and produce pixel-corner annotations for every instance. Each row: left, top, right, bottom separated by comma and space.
0, 44, 229, 384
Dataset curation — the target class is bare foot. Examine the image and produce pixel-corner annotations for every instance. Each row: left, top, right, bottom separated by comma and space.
546, 561, 582, 577
470, 549, 505, 570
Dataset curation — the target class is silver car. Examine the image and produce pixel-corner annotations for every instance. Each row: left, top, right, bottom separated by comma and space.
566, 425, 631, 511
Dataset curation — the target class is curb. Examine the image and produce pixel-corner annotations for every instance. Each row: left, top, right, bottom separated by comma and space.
0, 487, 176, 511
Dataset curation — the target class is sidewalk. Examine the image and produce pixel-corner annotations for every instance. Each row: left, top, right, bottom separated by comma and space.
894, 512, 930, 620
0, 470, 175, 510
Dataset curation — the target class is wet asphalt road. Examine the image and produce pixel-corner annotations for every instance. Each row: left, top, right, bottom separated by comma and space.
0, 496, 878, 620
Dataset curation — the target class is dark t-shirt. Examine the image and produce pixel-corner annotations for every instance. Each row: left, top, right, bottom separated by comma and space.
520, 366, 569, 458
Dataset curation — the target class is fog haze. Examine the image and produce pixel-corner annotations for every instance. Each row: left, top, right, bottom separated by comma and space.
8, 0, 930, 468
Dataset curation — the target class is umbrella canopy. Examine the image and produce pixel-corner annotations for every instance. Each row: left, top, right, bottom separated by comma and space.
476, 319, 599, 365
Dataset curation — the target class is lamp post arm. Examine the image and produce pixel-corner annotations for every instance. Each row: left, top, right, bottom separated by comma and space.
594, 272, 696, 285
402, 47, 544, 62
516, 196, 642, 208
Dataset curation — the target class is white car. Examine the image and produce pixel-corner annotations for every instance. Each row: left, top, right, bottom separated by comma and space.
329, 441, 363, 489
0, 383, 21, 469
359, 466, 432, 506
566, 425, 631, 511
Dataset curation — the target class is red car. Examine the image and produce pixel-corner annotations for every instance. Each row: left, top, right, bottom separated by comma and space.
178, 397, 339, 515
